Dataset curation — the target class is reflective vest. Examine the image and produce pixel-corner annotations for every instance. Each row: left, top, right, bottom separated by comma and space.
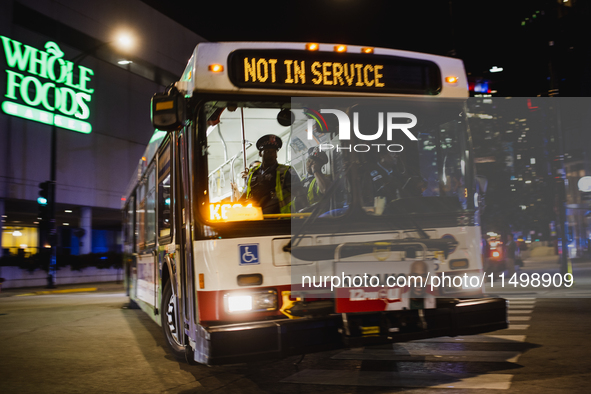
245, 164, 293, 214
307, 178, 322, 205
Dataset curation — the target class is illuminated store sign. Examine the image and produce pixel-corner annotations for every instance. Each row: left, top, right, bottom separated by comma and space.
1, 36, 94, 134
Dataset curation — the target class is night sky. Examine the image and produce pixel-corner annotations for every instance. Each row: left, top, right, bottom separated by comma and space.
141, 0, 536, 77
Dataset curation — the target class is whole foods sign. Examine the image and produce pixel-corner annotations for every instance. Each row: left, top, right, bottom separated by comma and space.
1, 36, 93, 134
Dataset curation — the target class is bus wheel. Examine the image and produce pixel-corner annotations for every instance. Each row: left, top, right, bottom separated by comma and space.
161, 281, 185, 360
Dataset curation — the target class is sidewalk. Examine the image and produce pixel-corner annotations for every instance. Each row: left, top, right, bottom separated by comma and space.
0, 281, 125, 298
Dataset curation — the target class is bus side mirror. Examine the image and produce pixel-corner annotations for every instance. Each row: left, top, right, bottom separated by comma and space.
151, 88, 186, 131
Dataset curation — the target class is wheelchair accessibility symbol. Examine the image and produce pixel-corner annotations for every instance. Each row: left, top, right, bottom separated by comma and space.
239, 244, 260, 265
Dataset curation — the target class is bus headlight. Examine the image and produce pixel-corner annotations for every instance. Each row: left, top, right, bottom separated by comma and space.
227, 295, 252, 312
224, 290, 277, 313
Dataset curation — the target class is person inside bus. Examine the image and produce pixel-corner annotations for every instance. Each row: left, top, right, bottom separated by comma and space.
301, 147, 332, 206
361, 151, 424, 204
241, 135, 302, 214
231, 160, 261, 200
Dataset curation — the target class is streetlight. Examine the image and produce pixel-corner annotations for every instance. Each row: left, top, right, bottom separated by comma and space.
45, 32, 135, 288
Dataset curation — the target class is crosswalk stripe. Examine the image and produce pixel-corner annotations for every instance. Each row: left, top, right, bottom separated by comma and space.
281, 369, 513, 390
332, 347, 522, 363
509, 301, 536, 308
486, 334, 527, 342
508, 309, 533, 314
412, 334, 526, 343
283, 296, 535, 391
509, 316, 531, 321
507, 324, 530, 330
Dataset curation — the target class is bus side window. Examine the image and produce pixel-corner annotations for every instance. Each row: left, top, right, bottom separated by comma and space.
124, 195, 135, 253
158, 140, 172, 240
136, 179, 146, 250
145, 164, 157, 248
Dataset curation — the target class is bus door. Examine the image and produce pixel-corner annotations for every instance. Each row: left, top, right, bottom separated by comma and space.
136, 162, 158, 312
176, 126, 198, 344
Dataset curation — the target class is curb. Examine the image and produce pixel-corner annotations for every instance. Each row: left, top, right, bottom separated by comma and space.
15, 288, 98, 297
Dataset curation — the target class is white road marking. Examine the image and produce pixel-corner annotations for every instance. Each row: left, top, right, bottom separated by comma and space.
332, 347, 522, 363
412, 334, 526, 343
508, 309, 533, 314
507, 324, 530, 330
283, 296, 535, 391
282, 369, 513, 390
509, 316, 532, 321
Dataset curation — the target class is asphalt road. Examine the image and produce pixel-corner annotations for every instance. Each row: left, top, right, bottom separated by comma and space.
1, 259, 591, 393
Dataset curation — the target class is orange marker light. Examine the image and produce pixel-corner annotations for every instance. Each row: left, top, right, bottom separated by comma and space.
361, 47, 374, 54
306, 43, 319, 51
334, 45, 347, 53
199, 273, 205, 289
208, 64, 224, 72
445, 76, 459, 83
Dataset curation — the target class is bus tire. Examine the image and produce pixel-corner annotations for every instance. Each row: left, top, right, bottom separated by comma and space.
161, 281, 185, 360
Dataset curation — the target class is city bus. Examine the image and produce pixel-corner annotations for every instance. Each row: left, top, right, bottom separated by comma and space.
122, 42, 507, 365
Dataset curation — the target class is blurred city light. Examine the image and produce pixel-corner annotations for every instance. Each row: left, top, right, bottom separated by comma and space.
113, 31, 135, 52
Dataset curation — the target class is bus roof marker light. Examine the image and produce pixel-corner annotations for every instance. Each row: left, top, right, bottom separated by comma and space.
445, 76, 459, 84
306, 43, 319, 51
361, 47, 374, 54
334, 45, 347, 53
208, 64, 224, 72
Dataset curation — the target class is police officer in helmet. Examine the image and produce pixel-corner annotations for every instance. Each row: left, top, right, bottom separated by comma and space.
242, 134, 301, 214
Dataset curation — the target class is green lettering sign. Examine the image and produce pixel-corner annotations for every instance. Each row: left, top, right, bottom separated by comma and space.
1, 36, 93, 134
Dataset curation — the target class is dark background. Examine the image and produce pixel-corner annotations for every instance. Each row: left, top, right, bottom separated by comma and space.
142, 0, 591, 97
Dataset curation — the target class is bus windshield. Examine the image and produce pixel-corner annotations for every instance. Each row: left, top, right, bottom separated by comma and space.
202, 98, 470, 223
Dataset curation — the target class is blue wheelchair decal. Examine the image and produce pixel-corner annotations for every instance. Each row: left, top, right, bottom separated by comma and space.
239, 244, 260, 265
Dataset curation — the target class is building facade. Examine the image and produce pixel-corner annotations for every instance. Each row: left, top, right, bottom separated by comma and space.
0, 0, 205, 257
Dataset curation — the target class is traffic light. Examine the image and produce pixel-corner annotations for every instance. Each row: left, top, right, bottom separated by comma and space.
38, 181, 50, 206
38, 181, 51, 223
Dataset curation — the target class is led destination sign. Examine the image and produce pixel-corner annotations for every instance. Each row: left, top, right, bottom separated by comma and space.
228, 49, 441, 95
1, 36, 94, 134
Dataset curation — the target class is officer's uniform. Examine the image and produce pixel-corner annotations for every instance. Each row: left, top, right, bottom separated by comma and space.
302, 147, 329, 206
245, 135, 297, 214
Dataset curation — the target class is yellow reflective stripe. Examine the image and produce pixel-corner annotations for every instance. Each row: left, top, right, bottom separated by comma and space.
276, 166, 283, 202
277, 165, 292, 213
308, 178, 321, 204
245, 164, 261, 199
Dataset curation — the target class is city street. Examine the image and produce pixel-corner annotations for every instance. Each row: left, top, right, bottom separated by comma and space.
1, 257, 591, 393
2, 2, 591, 393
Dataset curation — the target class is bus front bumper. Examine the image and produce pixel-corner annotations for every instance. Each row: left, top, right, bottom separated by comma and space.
195, 297, 507, 365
